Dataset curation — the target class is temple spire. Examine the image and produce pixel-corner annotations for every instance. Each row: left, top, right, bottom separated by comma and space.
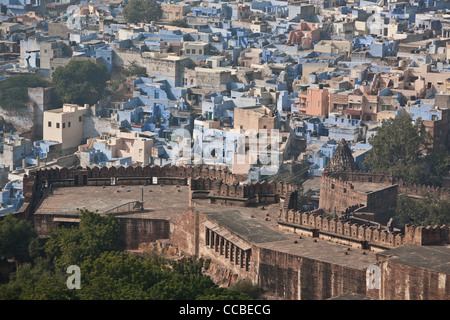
324, 139, 358, 173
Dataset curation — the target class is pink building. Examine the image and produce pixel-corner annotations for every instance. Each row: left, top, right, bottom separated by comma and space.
287, 22, 320, 49
297, 87, 329, 117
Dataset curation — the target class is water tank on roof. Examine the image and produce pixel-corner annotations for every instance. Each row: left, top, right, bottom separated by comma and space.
309, 73, 318, 84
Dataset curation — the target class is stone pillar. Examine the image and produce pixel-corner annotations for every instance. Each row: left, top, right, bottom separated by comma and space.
215, 234, 220, 252
245, 251, 250, 271
230, 244, 234, 262
225, 241, 229, 258
210, 231, 215, 248
219, 237, 224, 255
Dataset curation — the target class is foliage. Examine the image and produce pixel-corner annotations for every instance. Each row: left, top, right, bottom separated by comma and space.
230, 279, 261, 299
44, 209, 119, 271
122, 61, 148, 78
196, 287, 252, 300
106, 61, 146, 96
0, 258, 70, 300
0, 213, 39, 263
0, 73, 51, 110
123, 0, 162, 24
363, 112, 447, 186
393, 193, 450, 230
0, 210, 251, 300
21, 272, 79, 300
268, 166, 311, 210
78, 251, 168, 299
168, 256, 207, 276
51, 60, 110, 106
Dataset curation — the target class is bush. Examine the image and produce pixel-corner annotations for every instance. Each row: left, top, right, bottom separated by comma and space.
0, 74, 51, 110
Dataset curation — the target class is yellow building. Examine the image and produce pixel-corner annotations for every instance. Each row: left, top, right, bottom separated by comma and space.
445, 78, 450, 94
43, 104, 89, 151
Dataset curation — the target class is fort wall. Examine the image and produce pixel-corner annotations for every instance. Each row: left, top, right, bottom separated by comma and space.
190, 177, 298, 207
370, 256, 450, 300
279, 206, 449, 250
118, 217, 171, 250
324, 170, 449, 200
171, 208, 256, 282
257, 247, 367, 300
16, 165, 450, 300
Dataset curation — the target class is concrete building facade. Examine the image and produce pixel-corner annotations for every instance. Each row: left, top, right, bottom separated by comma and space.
43, 104, 89, 151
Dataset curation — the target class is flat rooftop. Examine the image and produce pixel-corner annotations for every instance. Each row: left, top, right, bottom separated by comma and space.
202, 209, 288, 244
257, 236, 377, 271
377, 245, 450, 274
351, 181, 395, 194
194, 200, 378, 270
35, 184, 190, 221
35, 184, 379, 269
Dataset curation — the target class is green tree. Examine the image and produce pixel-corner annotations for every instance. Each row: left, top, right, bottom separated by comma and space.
147, 273, 218, 300
44, 210, 119, 271
229, 279, 261, 299
0, 258, 55, 299
363, 112, 446, 185
123, 0, 162, 24
0, 74, 52, 110
1, 210, 253, 300
52, 60, 110, 106
122, 61, 148, 78
0, 214, 39, 264
78, 251, 168, 299
21, 273, 79, 300
393, 193, 450, 230
196, 287, 251, 300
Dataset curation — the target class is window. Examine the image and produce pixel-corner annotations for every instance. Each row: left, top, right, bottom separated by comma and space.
199, 49, 203, 55
48, 121, 52, 127
155, 91, 159, 99
79, 116, 82, 122
63, 123, 65, 129
192, 49, 196, 54
186, 49, 190, 54
56, 123, 60, 128
68, 122, 71, 128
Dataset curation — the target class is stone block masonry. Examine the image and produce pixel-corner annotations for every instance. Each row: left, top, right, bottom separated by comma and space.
15, 164, 450, 300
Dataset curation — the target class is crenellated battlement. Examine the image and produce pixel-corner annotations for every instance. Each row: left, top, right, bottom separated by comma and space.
323, 169, 449, 200
20, 164, 299, 219
189, 177, 298, 207
403, 224, 449, 246
20, 165, 240, 220
279, 206, 449, 250
393, 177, 449, 199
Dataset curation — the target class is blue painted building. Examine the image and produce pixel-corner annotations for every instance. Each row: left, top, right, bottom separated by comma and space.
117, 77, 192, 139
96, 45, 113, 72
0, 180, 24, 216
409, 103, 444, 122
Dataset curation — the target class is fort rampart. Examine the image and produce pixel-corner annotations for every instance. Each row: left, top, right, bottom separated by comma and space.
279, 208, 449, 251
